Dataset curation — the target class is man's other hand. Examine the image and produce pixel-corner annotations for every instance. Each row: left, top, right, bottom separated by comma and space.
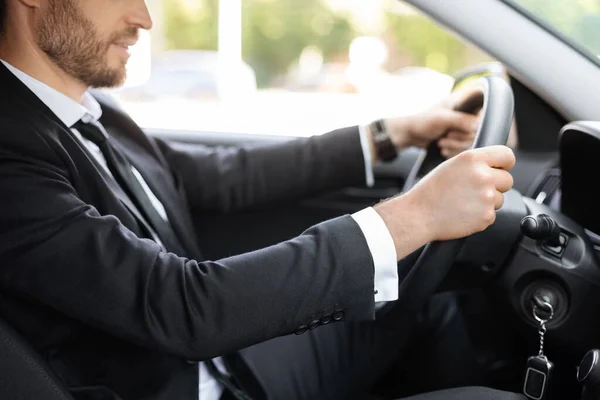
383, 87, 483, 159
386, 107, 479, 152
374, 145, 516, 261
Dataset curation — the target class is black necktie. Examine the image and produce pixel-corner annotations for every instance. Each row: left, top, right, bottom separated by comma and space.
74, 120, 185, 255
74, 119, 252, 400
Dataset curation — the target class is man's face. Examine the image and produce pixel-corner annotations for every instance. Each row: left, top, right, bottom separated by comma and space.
35, 0, 148, 88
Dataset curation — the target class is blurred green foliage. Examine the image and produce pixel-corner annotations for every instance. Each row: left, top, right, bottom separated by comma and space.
164, 0, 355, 86
163, 0, 491, 87
164, 0, 600, 87
164, 0, 219, 51
384, 12, 491, 74
241, 0, 355, 87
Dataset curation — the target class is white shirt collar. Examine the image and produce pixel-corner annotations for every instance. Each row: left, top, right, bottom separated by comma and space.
0, 59, 103, 128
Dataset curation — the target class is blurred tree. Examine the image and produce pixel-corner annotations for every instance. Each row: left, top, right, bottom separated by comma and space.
164, 0, 219, 51
383, 11, 491, 75
242, 0, 355, 87
162, 0, 496, 87
163, 0, 355, 87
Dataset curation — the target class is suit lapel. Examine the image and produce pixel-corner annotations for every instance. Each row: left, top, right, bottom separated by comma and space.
94, 93, 204, 260
0, 62, 68, 124
0, 63, 159, 242
70, 136, 160, 241
0, 62, 203, 259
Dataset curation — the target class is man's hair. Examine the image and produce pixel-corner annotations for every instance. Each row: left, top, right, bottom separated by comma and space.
0, 0, 5, 34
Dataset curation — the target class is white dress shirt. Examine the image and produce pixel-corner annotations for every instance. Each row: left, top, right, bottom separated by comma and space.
1, 59, 398, 400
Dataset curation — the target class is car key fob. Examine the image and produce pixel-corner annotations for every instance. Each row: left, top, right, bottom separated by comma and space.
524, 355, 554, 400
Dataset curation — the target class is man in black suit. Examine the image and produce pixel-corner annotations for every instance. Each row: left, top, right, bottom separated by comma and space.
0, 0, 523, 399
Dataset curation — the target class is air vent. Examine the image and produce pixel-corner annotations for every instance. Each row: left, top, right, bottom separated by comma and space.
531, 168, 561, 204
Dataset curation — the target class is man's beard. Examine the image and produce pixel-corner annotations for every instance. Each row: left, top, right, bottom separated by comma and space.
36, 0, 137, 88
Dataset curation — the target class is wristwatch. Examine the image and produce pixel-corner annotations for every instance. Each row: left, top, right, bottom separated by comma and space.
369, 119, 398, 162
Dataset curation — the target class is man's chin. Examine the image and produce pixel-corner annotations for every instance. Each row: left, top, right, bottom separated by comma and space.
110, 63, 128, 87
88, 67, 127, 89
110, 70, 127, 88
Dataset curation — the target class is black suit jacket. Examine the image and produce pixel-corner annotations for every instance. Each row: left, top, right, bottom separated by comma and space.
0, 62, 376, 399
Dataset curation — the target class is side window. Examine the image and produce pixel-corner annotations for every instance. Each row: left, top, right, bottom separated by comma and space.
105, 0, 493, 137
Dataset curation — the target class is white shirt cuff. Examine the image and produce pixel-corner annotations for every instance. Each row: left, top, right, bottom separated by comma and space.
351, 207, 398, 303
358, 125, 375, 188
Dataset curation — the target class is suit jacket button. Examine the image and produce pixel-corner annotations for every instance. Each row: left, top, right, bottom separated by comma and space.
320, 315, 332, 325
308, 320, 320, 330
332, 310, 345, 321
294, 325, 308, 335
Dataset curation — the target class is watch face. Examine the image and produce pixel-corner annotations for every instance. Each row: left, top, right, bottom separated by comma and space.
374, 119, 386, 133
369, 120, 397, 162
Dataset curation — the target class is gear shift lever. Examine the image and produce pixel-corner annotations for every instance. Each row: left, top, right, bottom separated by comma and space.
578, 349, 600, 399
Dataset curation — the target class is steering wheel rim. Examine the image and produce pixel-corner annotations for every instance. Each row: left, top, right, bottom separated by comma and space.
394, 76, 515, 313
403, 76, 512, 192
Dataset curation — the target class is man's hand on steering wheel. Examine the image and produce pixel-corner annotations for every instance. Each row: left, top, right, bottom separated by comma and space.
374, 145, 516, 259
382, 87, 483, 159
378, 76, 515, 313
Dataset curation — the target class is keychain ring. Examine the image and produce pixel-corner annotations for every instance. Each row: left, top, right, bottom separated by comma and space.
533, 301, 554, 323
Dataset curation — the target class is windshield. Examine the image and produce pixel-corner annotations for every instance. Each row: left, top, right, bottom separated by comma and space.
508, 0, 600, 63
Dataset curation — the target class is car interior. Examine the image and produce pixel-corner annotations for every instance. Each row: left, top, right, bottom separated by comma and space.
2, 0, 600, 399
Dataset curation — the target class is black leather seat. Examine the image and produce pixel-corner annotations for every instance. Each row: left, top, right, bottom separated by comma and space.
402, 387, 526, 400
0, 315, 74, 399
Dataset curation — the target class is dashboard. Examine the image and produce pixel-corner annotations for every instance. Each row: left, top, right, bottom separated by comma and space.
466, 121, 600, 364
558, 122, 600, 236
528, 122, 600, 244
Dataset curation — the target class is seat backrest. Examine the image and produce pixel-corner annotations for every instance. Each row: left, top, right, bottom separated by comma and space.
0, 315, 74, 400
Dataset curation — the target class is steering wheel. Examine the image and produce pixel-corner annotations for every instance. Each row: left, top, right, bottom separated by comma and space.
394, 76, 515, 313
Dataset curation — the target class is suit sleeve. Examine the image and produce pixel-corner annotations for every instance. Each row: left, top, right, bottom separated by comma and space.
154, 127, 367, 212
0, 124, 375, 361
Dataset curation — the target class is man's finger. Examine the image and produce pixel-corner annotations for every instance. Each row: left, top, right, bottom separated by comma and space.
440, 148, 459, 159
494, 191, 505, 210
472, 145, 516, 170
441, 109, 480, 134
438, 137, 472, 151
446, 130, 476, 141
489, 168, 514, 193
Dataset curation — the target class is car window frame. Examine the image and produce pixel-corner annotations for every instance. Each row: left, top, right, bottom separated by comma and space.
501, 0, 600, 69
